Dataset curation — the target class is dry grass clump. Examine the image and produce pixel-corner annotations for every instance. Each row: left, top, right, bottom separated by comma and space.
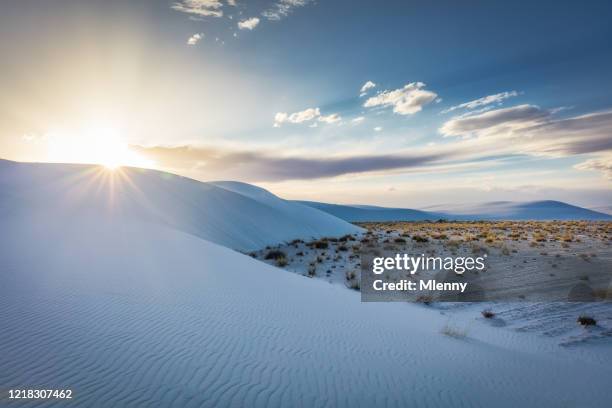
481, 309, 495, 319
265, 250, 287, 260
577, 315, 597, 326
312, 240, 329, 249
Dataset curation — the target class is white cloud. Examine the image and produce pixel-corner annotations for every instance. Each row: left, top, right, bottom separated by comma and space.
575, 155, 612, 180
318, 113, 341, 124
374, 126, 383, 132
238, 17, 260, 30
351, 116, 365, 124
273, 107, 341, 127
227, 0, 237, 5
359, 81, 376, 97
440, 104, 547, 138
439, 105, 612, 159
364, 82, 437, 115
187, 33, 204, 45
171, 0, 224, 17
262, 0, 311, 21
442, 91, 519, 114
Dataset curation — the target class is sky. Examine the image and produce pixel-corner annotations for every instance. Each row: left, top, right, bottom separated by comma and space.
1, 0, 611, 209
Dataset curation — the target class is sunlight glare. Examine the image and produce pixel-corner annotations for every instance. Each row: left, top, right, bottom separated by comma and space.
45, 125, 154, 169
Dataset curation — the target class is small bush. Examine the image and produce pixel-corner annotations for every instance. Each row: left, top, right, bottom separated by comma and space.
394, 237, 407, 244
265, 250, 286, 260
307, 265, 317, 277
412, 235, 429, 243
276, 257, 288, 267
339, 234, 355, 242
313, 240, 329, 249
481, 309, 495, 319
577, 316, 596, 326
416, 295, 432, 305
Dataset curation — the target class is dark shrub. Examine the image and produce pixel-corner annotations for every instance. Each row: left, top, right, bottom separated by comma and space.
577, 316, 596, 326
313, 240, 329, 249
481, 309, 495, 319
394, 237, 407, 244
265, 250, 286, 260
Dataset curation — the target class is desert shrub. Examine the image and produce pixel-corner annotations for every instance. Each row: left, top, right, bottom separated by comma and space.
577, 316, 596, 326
416, 295, 432, 305
481, 309, 495, 319
296, 251, 304, 256
265, 250, 286, 260
412, 235, 429, 243
307, 264, 317, 277
276, 257, 288, 267
313, 240, 329, 249
345, 271, 356, 281
338, 245, 348, 251
394, 237, 407, 243
339, 234, 356, 242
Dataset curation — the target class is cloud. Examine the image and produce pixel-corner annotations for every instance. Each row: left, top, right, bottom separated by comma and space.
575, 155, 612, 180
442, 91, 519, 114
130, 145, 445, 182
351, 116, 365, 124
238, 17, 260, 30
262, 0, 312, 21
171, 0, 224, 17
227, 0, 236, 5
440, 105, 612, 157
440, 104, 548, 137
128, 106, 612, 183
318, 113, 341, 124
187, 33, 204, 45
363, 82, 437, 115
374, 126, 383, 132
273, 107, 341, 126
359, 80, 376, 97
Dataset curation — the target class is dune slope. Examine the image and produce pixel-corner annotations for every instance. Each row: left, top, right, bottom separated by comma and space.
1, 165, 611, 407
0, 160, 359, 251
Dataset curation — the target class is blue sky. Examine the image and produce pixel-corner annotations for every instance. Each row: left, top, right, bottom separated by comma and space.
1, 0, 611, 208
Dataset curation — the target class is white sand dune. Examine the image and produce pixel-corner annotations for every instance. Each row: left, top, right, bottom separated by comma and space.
0, 160, 360, 251
1, 161, 612, 407
2, 212, 612, 407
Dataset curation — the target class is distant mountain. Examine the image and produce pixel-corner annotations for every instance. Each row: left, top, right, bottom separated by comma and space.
297, 200, 612, 222
423, 200, 612, 221
294, 201, 443, 222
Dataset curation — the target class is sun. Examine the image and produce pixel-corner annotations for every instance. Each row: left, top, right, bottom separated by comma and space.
45, 125, 154, 169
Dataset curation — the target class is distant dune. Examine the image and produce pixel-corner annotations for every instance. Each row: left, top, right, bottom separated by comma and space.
295, 200, 442, 221
0, 160, 360, 251
297, 199, 612, 221
423, 200, 612, 221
